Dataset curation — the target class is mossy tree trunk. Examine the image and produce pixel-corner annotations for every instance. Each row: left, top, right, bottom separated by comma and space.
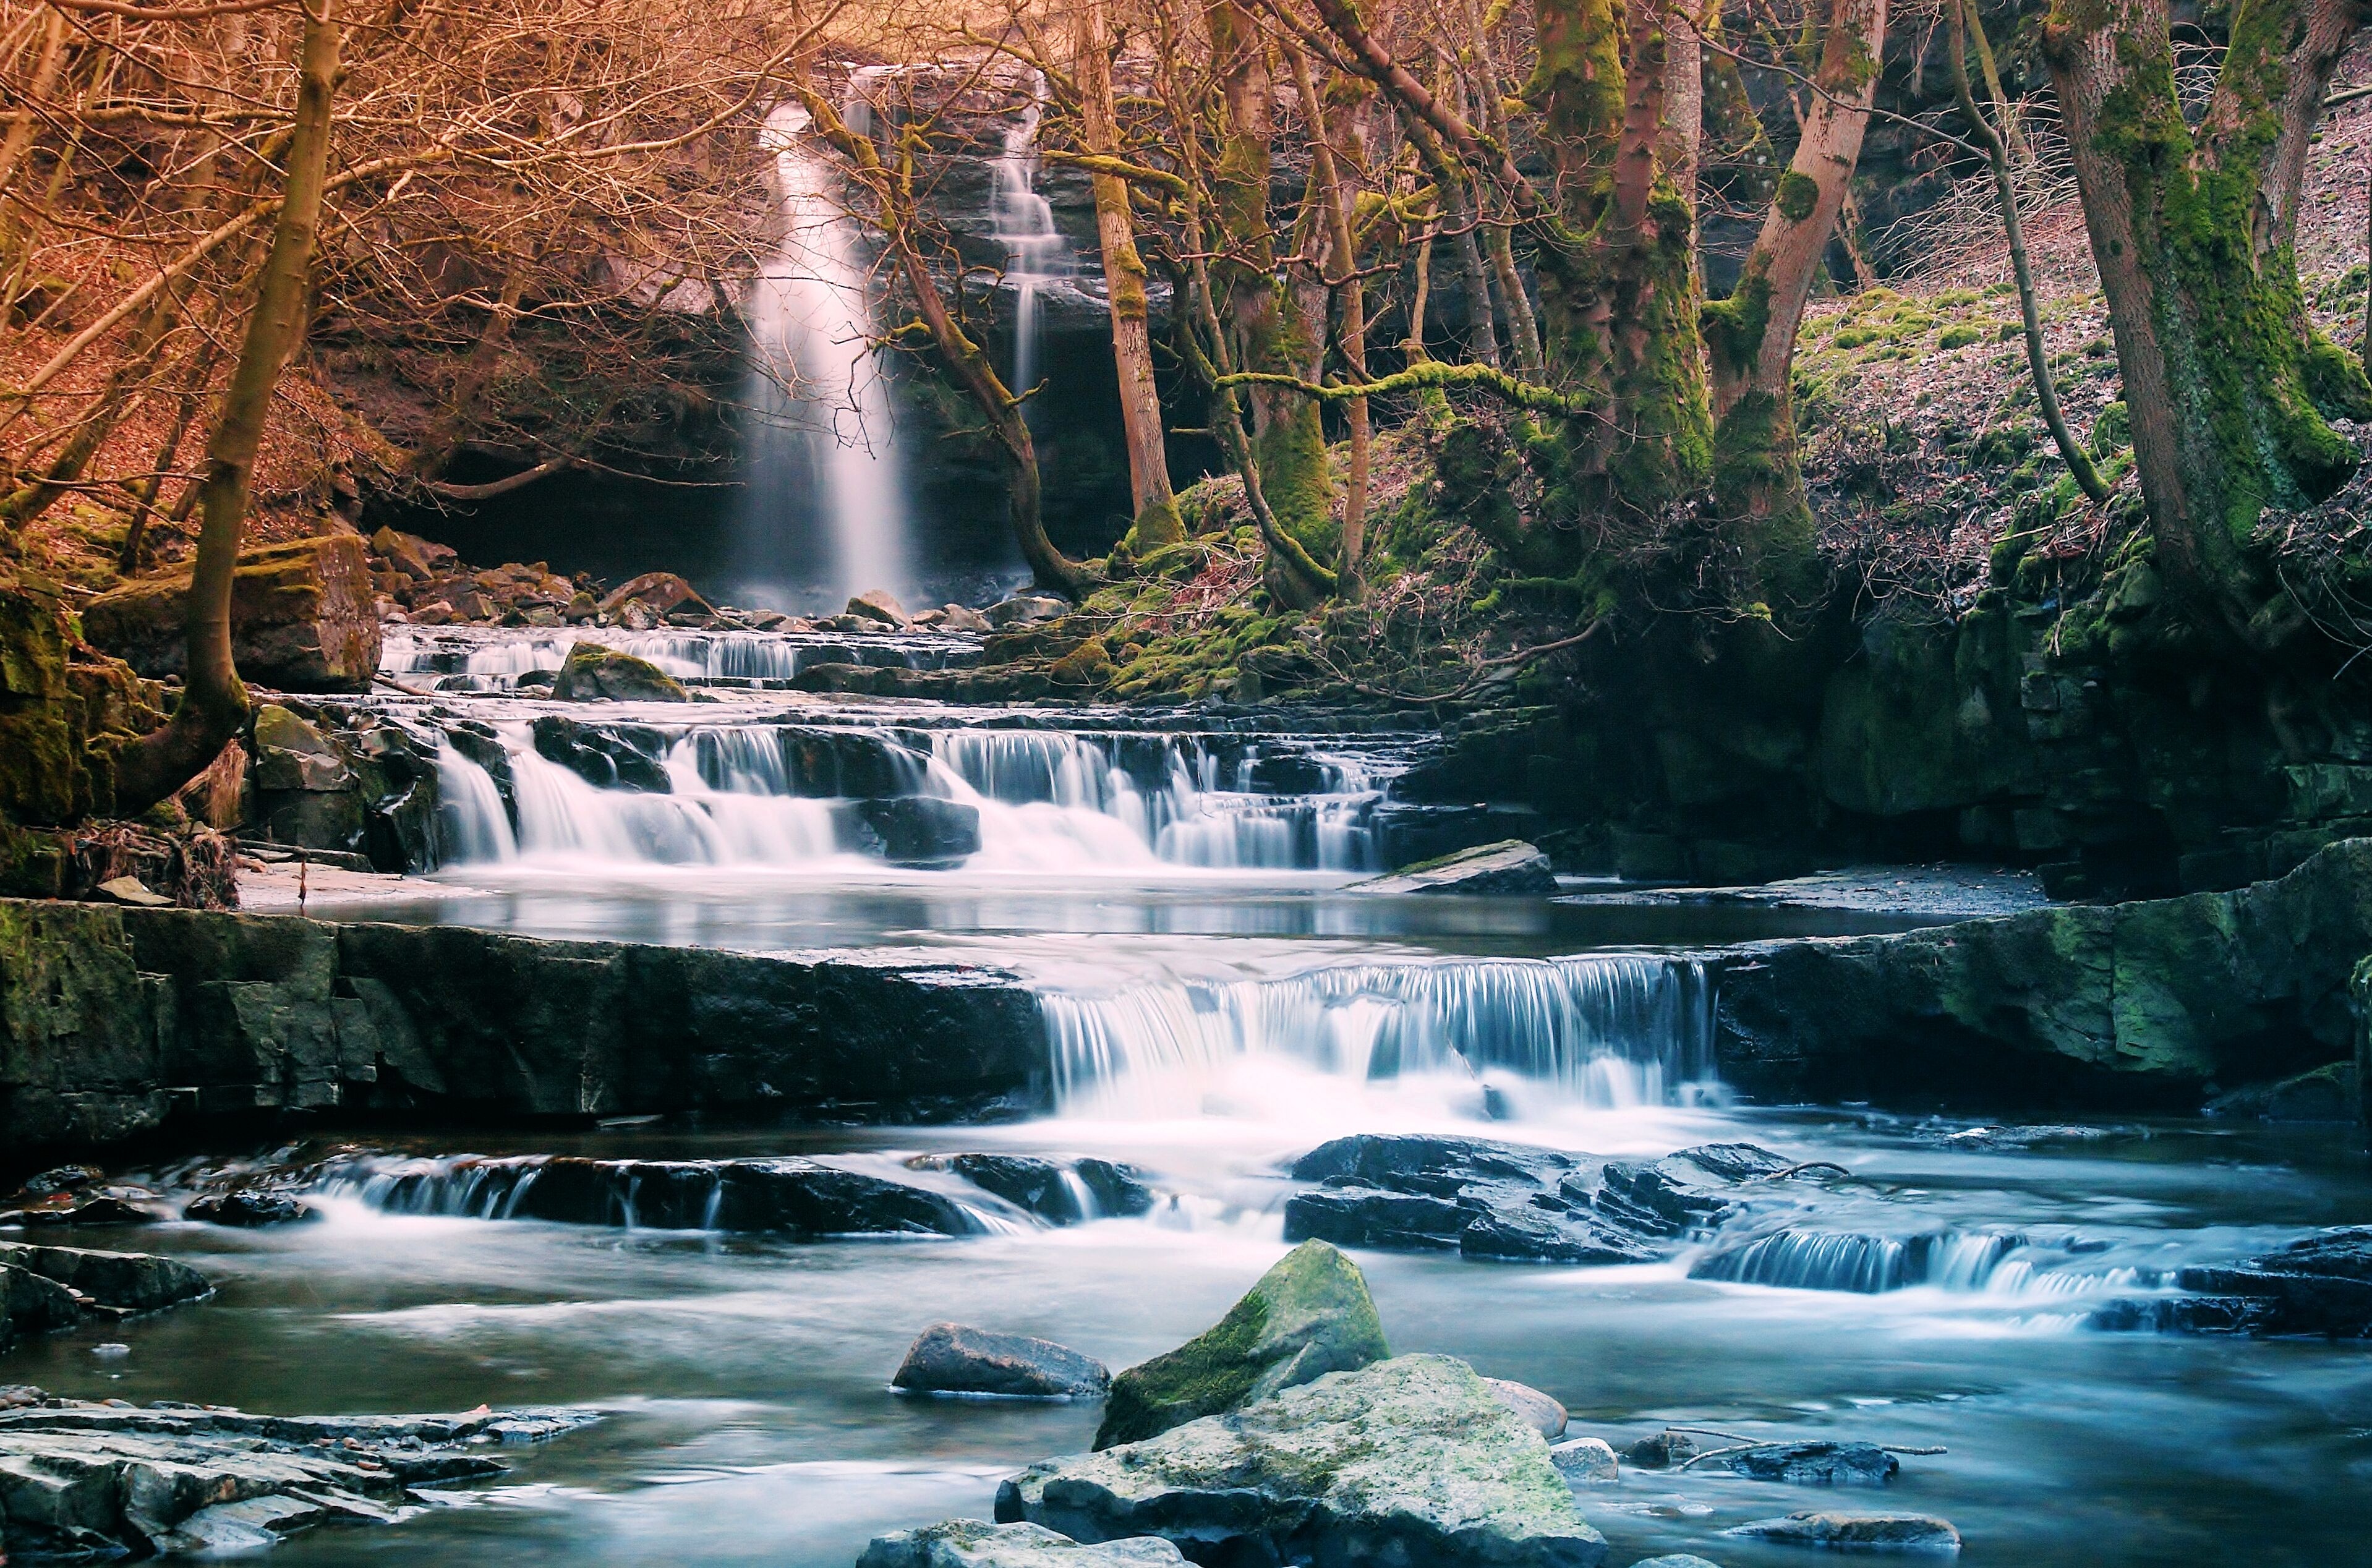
2046, 0, 2372, 647
111, 0, 343, 816
1077, 0, 1182, 553
1207, 0, 1335, 595
1701, 0, 1886, 613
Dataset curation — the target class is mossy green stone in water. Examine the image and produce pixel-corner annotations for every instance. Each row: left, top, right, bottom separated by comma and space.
1093, 1239, 1390, 1449
552, 642, 689, 702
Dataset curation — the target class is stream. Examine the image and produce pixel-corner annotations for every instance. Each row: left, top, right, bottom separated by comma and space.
15, 624, 2372, 1566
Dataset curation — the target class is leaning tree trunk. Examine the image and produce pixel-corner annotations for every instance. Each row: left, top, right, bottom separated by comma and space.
1208, 0, 1334, 594
1076, 0, 1182, 552
2046, 0, 2372, 647
110, 0, 343, 816
1702, 0, 1885, 610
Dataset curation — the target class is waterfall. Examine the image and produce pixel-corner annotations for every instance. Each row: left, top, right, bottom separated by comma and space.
1687, 1227, 2154, 1297
1039, 954, 1717, 1117
382, 626, 979, 690
990, 74, 1068, 401
732, 100, 912, 611
430, 722, 1389, 873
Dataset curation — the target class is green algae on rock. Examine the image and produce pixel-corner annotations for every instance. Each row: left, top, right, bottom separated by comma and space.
1093, 1239, 1389, 1449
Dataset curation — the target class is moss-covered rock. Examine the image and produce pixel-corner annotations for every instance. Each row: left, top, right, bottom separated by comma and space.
551, 642, 689, 702
1093, 1239, 1390, 1450
82, 535, 380, 694
859, 1520, 1185, 1567
1002, 1355, 1606, 1568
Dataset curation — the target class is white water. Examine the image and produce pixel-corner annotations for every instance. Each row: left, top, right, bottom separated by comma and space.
433, 722, 1384, 874
1041, 953, 1715, 1119
382, 626, 976, 689
733, 101, 912, 611
990, 75, 1068, 401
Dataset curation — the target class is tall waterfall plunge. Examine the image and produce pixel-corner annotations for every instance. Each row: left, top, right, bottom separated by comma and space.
730, 102, 913, 613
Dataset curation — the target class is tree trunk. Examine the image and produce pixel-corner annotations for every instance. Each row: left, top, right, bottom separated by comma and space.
1291, 47, 1373, 591
1702, 0, 1885, 606
1208, 0, 1334, 585
111, 0, 343, 816
2045, 0, 2372, 645
1076, 0, 1181, 552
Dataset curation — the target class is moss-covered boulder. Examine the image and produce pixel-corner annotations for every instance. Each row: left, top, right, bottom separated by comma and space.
1093, 1239, 1389, 1450
1000, 1355, 1606, 1568
551, 642, 689, 702
858, 1520, 1185, 1567
83, 535, 380, 693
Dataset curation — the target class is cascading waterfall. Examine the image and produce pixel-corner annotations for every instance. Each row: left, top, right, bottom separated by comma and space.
1039, 954, 1717, 1117
1689, 1227, 2159, 1297
381, 626, 978, 690
990, 74, 1068, 401
731, 100, 913, 611
432, 722, 1388, 872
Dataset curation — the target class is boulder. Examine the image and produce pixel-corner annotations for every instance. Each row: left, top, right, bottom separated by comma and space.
1726, 1512, 1961, 1553
0, 1396, 593, 1558
2094, 1225, 2372, 1337
1624, 1431, 1699, 1469
551, 642, 690, 702
2204, 1060, 2359, 1122
93, 875, 169, 908
846, 590, 911, 627
367, 527, 451, 581
999, 1355, 1608, 1568
860, 797, 982, 866
1094, 1240, 1391, 1449
858, 1520, 1185, 1568
985, 595, 1068, 628
0, 1240, 209, 1313
1711, 1442, 1900, 1486
598, 571, 711, 619
531, 715, 673, 791
185, 1188, 318, 1227
0, 1264, 83, 1351
940, 605, 994, 633
907, 1154, 1152, 1224
1548, 1436, 1620, 1481
1349, 840, 1559, 897
83, 535, 380, 692
1487, 1378, 1569, 1439
892, 1324, 1112, 1399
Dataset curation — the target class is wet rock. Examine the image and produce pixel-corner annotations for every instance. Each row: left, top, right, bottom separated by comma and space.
984, 595, 1067, 627
1000, 1355, 1607, 1568
1094, 1239, 1391, 1449
14, 1167, 103, 1199
0, 1240, 209, 1313
0, 1265, 83, 1351
939, 605, 993, 634
1591, 1144, 1798, 1238
1487, 1378, 1569, 1439
184, 1190, 319, 1227
2095, 1225, 2372, 1338
1072, 1159, 1157, 1218
84, 536, 381, 693
909, 1154, 1135, 1224
2204, 1060, 2358, 1122
1726, 1511, 1961, 1553
892, 1324, 1112, 1399
859, 797, 982, 867
858, 1519, 1187, 1567
1349, 839, 1559, 897
846, 590, 911, 627
599, 571, 712, 620
1711, 1442, 1900, 1486
1464, 1204, 1661, 1265
551, 641, 690, 702
0, 1193, 162, 1229
1549, 1436, 1620, 1481
1624, 1431, 1700, 1469
0, 1397, 595, 1559
531, 715, 673, 791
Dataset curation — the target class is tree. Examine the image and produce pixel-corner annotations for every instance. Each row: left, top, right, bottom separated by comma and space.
2046, 0, 2372, 647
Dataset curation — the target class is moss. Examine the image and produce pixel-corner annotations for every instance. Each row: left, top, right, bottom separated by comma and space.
1937, 325, 1984, 351
1047, 636, 1116, 689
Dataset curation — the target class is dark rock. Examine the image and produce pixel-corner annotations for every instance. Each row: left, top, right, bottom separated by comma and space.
0, 1240, 209, 1313
0, 1264, 84, 1351
892, 1324, 1112, 1399
1094, 1239, 1391, 1449
1726, 1511, 1961, 1553
83, 536, 380, 693
1462, 1204, 1662, 1265
1624, 1431, 1700, 1469
2204, 1060, 2358, 1122
1002, 1355, 1608, 1568
0, 899, 1047, 1163
531, 715, 673, 791
1282, 1186, 1473, 1251
1593, 1143, 1799, 1237
910, 1154, 1154, 1223
0, 1397, 594, 1557
1350, 838, 1559, 896
858, 1520, 1186, 1567
1072, 1158, 1156, 1217
1712, 1442, 1900, 1486
0, 1195, 161, 1228
14, 1167, 102, 1199
551, 641, 690, 702
186, 1189, 318, 1227
2096, 1225, 2372, 1337
859, 797, 982, 866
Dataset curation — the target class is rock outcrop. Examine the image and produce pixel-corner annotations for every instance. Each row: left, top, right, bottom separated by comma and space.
0, 1395, 592, 1557
1712, 838, 2372, 1109
2092, 1225, 2372, 1338
0, 898, 1044, 1161
1094, 1240, 1390, 1449
83, 537, 381, 694
858, 1520, 1185, 1567
999, 1355, 1608, 1568
893, 1325, 1112, 1399
1349, 840, 1558, 897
